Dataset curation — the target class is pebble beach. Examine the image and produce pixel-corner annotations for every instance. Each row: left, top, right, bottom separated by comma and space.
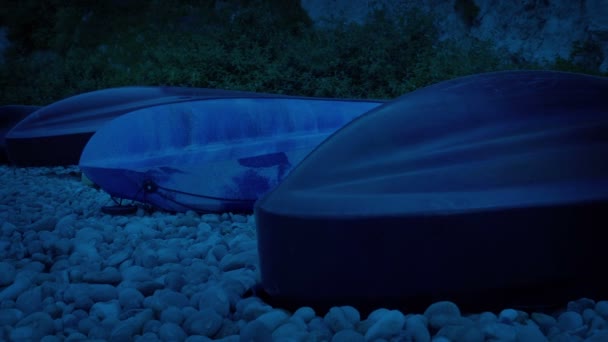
1, 165, 608, 341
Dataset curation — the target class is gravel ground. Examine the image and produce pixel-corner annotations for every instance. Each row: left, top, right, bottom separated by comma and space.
1, 165, 607, 341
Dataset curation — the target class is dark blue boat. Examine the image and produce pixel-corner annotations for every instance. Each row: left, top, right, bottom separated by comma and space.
5, 86, 285, 166
0, 105, 41, 163
254, 71, 608, 312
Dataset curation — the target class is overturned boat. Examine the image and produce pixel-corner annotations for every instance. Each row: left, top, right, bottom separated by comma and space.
254, 70, 608, 312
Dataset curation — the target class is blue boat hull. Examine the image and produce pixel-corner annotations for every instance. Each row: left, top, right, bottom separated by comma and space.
79, 97, 383, 212
254, 71, 608, 311
5, 86, 286, 166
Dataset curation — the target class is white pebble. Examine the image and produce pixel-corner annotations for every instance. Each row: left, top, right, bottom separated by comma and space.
121, 265, 153, 282
365, 309, 405, 341
161, 306, 184, 325
557, 311, 583, 332
236, 297, 273, 321
197, 285, 230, 317
332, 329, 365, 342
240, 320, 272, 341
293, 307, 316, 323
531, 312, 557, 332
1, 221, 17, 236
324, 306, 360, 333
272, 322, 308, 340
15, 286, 42, 314
424, 301, 462, 330
119, 288, 145, 310
595, 301, 608, 319
482, 322, 517, 341
14, 312, 55, 340
158, 322, 187, 341
183, 308, 223, 337
404, 314, 430, 342
256, 309, 290, 332
0, 270, 36, 301
82, 267, 122, 284
218, 250, 257, 272
90, 300, 121, 321
0, 261, 17, 287
498, 308, 519, 324
515, 323, 547, 341
0, 308, 24, 326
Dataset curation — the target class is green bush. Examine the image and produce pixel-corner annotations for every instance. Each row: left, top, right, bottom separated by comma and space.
0, 1, 602, 106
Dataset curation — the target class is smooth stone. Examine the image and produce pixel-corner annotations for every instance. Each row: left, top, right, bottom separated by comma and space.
157, 248, 180, 264
256, 309, 290, 332
143, 319, 162, 335
0, 270, 36, 301
90, 300, 121, 321
150, 289, 189, 311
137, 332, 161, 342
549, 332, 583, 342
515, 323, 547, 341
590, 315, 607, 331
185, 336, 213, 342
586, 331, 608, 342
124, 222, 159, 239
40, 336, 62, 342
160, 306, 184, 325
183, 309, 223, 337
218, 250, 257, 272
240, 320, 273, 341
135, 281, 164, 296
404, 314, 431, 342
107, 249, 131, 267
14, 312, 55, 340
531, 312, 557, 332
158, 322, 187, 341
478, 312, 498, 325
213, 318, 240, 338
424, 301, 462, 330
293, 307, 316, 323
63, 284, 117, 303
308, 317, 333, 341
482, 322, 517, 341
272, 322, 308, 340
498, 308, 519, 324
324, 306, 360, 333
567, 298, 595, 314
197, 285, 230, 317
436, 323, 484, 342
119, 288, 145, 310
26, 216, 58, 232
0, 262, 16, 286
365, 310, 405, 341
110, 308, 154, 341
164, 271, 186, 292
0, 308, 24, 326
15, 286, 43, 315
236, 298, 273, 322
82, 267, 122, 284
557, 311, 584, 332
595, 301, 608, 319
331, 329, 365, 342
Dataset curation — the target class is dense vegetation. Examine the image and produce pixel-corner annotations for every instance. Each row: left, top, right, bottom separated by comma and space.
0, 0, 603, 105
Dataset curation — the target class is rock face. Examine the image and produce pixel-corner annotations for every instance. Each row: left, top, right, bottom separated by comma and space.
300, 0, 608, 72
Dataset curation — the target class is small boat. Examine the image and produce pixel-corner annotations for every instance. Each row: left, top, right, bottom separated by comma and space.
254, 70, 608, 312
5, 86, 280, 166
79, 96, 384, 213
0, 105, 41, 163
